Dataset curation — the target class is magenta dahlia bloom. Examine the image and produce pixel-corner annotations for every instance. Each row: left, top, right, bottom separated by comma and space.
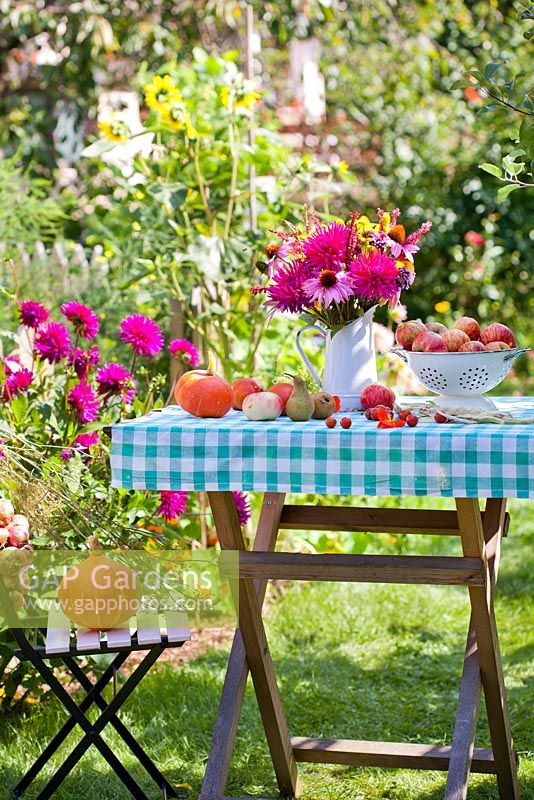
61, 431, 100, 461
2, 367, 33, 401
156, 491, 188, 522
350, 251, 400, 303
34, 322, 72, 363
303, 269, 354, 308
119, 314, 164, 358
96, 362, 136, 405
18, 300, 49, 329
74, 431, 100, 450
69, 346, 100, 378
302, 222, 350, 272
169, 339, 200, 367
264, 262, 308, 315
60, 302, 100, 341
232, 491, 251, 526
67, 381, 100, 424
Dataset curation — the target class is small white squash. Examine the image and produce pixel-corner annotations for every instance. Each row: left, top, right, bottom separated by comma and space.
242, 391, 282, 421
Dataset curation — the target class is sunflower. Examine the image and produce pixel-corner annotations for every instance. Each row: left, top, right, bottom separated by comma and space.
220, 85, 261, 111
98, 117, 130, 142
144, 75, 182, 113
161, 99, 197, 138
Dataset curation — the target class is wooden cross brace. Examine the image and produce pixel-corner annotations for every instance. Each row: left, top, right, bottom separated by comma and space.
200, 493, 520, 800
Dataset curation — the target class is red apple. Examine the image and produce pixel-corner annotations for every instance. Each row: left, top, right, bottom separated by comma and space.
480, 323, 516, 348
268, 382, 293, 415
459, 341, 485, 352
395, 320, 426, 350
453, 316, 481, 341
360, 383, 396, 410
442, 329, 469, 352
412, 331, 448, 352
425, 322, 447, 335
484, 341, 511, 351
8, 523, 29, 546
231, 378, 264, 410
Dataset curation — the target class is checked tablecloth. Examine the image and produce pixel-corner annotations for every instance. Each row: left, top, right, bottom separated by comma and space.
111, 397, 534, 499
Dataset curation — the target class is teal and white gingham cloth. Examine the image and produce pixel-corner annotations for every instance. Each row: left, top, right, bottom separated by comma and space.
111, 397, 534, 499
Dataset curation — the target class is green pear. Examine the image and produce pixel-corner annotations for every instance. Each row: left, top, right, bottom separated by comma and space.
284, 374, 315, 422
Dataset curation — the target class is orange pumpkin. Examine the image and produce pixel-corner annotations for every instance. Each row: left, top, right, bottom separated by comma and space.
175, 354, 232, 418
59, 553, 139, 630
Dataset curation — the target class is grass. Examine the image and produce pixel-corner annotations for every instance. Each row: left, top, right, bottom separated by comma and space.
0, 499, 533, 799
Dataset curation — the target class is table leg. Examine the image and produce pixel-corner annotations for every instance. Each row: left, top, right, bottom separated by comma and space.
207, 491, 300, 799
456, 498, 521, 800
200, 493, 286, 800
445, 501, 506, 800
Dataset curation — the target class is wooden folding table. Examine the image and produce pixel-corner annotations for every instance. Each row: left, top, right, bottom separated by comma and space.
110, 397, 533, 800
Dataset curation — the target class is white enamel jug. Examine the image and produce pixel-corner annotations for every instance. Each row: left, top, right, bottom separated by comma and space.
295, 306, 377, 411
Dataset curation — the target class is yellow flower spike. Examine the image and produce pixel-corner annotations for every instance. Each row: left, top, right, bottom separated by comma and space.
336, 159, 349, 175
435, 301, 451, 314
381, 212, 391, 231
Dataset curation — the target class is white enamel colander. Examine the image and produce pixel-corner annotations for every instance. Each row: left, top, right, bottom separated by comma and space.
391, 347, 530, 410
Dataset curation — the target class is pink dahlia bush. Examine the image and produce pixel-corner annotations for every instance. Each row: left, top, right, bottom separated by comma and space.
1, 298, 250, 551
255, 208, 432, 330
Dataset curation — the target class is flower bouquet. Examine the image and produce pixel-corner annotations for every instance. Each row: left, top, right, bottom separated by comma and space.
253, 209, 432, 409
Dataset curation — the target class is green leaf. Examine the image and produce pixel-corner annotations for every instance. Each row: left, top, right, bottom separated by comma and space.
497, 184, 521, 202
479, 163, 502, 178
484, 62, 503, 83
519, 119, 534, 154
449, 78, 471, 91
504, 161, 525, 176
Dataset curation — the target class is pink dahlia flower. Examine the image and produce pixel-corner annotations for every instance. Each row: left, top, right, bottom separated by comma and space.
169, 339, 200, 367
74, 431, 100, 450
18, 300, 49, 329
264, 262, 308, 315
61, 431, 100, 461
350, 251, 400, 303
69, 346, 100, 378
96, 362, 136, 405
60, 301, 100, 341
232, 491, 251, 526
67, 381, 100, 424
2, 367, 33, 401
303, 269, 354, 308
119, 314, 164, 358
34, 322, 72, 363
156, 491, 188, 522
302, 222, 350, 271
266, 241, 293, 276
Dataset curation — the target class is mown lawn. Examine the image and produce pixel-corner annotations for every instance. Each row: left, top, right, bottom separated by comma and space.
0, 500, 532, 799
